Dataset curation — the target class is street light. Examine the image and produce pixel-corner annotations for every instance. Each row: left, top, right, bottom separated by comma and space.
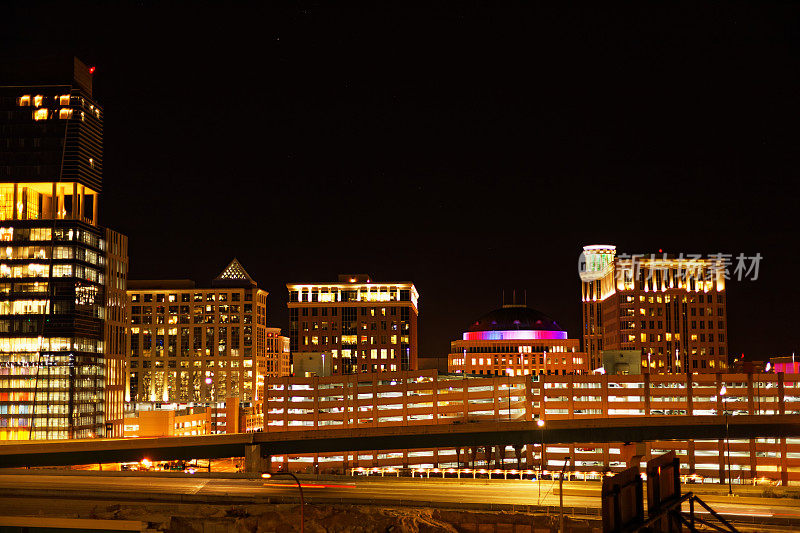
537, 418, 545, 504
262, 472, 305, 532
720, 385, 732, 495
205, 375, 215, 402
205, 376, 217, 434
757, 363, 772, 415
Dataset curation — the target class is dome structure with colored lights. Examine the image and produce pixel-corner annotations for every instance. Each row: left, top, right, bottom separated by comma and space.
463, 304, 568, 341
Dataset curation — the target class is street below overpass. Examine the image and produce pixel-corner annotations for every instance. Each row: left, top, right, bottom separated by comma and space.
1, 472, 799, 528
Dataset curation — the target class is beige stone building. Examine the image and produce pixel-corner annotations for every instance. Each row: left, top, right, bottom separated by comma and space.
125, 259, 289, 410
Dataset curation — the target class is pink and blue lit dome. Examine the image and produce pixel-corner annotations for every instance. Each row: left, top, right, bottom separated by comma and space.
463, 305, 568, 341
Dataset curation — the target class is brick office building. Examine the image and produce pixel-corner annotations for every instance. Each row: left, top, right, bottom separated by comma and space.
580, 245, 729, 374
287, 274, 419, 375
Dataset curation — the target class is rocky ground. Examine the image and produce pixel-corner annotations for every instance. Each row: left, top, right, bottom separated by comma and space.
1, 497, 601, 532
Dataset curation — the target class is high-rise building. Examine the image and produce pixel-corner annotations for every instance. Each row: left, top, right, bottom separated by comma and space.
579, 245, 728, 374
287, 274, 419, 374
125, 259, 289, 407
448, 303, 589, 376
0, 56, 129, 440
103, 229, 128, 437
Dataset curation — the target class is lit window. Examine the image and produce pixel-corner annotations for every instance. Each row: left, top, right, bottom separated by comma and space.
33, 109, 48, 121
17, 95, 30, 106
59, 108, 73, 120
59, 95, 70, 105
33, 95, 43, 107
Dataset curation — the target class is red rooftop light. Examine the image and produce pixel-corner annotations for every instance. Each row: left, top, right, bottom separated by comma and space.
89, 66, 96, 74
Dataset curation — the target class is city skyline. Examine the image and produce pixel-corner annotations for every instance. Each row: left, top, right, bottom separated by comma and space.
2, 5, 800, 531
2, 4, 797, 363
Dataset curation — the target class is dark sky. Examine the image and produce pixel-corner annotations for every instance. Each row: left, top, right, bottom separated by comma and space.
3, 3, 799, 362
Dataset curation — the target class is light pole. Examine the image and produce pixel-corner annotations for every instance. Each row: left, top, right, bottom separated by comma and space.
205, 376, 215, 402
537, 418, 545, 504
559, 456, 571, 533
758, 362, 772, 415
262, 472, 305, 532
205, 376, 216, 434
720, 385, 732, 495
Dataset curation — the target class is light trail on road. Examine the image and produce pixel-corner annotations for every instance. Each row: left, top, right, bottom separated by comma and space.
1, 474, 799, 524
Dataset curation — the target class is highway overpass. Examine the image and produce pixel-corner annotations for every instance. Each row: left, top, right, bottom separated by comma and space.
0, 415, 797, 470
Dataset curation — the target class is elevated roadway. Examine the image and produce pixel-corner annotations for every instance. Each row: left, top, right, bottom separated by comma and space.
0, 415, 797, 468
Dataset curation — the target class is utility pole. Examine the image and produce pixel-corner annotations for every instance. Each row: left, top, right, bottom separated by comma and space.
559, 456, 571, 533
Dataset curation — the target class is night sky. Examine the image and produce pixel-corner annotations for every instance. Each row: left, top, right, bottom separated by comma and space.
3, 4, 798, 363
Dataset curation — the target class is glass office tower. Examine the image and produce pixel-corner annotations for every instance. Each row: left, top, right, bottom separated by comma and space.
0, 56, 128, 440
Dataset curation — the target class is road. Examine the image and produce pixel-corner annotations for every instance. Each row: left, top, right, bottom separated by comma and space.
0, 473, 799, 524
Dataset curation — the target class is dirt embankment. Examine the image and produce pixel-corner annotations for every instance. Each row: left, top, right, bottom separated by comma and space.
90, 501, 600, 532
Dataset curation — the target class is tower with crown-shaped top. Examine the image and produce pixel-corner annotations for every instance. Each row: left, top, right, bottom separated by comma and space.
125, 260, 289, 431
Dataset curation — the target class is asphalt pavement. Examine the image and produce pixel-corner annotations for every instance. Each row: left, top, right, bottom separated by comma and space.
0, 473, 798, 524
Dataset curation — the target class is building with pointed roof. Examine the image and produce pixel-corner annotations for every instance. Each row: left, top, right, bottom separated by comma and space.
124, 260, 289, 426
212, 258, 257, 288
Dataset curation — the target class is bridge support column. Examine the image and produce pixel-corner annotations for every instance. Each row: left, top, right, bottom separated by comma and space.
244, 444, 270, 474
514, 444, 523, 470
621, 442, 646, 469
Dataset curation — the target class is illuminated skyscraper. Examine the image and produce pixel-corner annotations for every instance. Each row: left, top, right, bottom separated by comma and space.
287, 274, 419, 374
0, 56, 129, 439
579, 245, 729, 373
125, 259, 289, 407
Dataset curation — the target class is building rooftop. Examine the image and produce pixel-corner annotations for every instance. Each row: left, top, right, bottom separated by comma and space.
212, 258, 257, 288
0, 55, 95, 96
468, 305, 564, 333
128, 260, 259, 291
127, 279, 196, 290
